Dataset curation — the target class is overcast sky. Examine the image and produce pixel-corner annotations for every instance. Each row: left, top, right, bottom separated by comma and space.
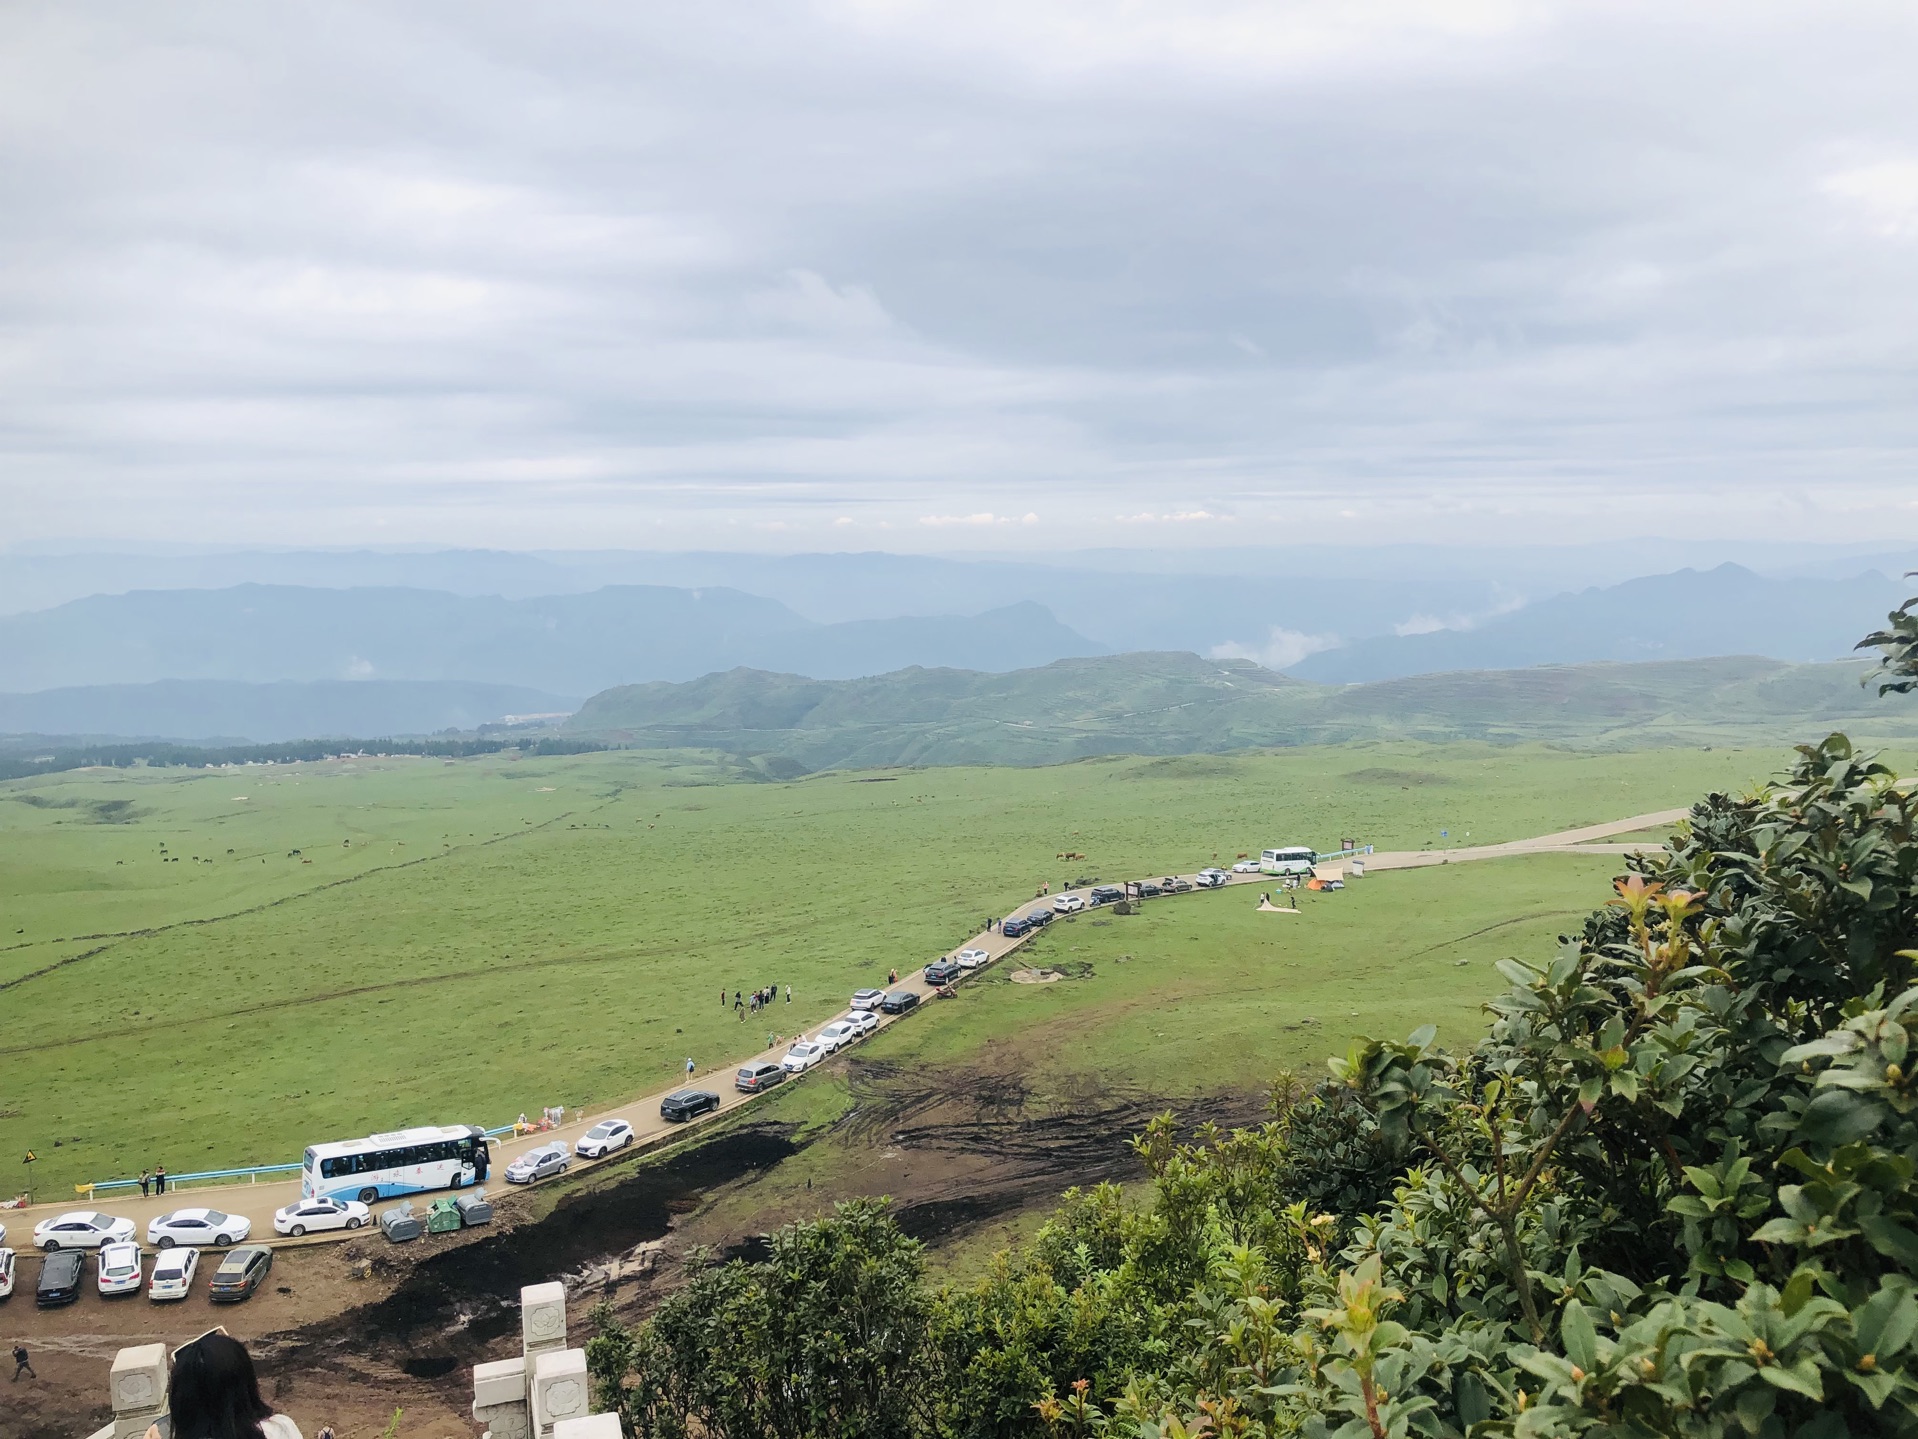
3, 1, 1916, 553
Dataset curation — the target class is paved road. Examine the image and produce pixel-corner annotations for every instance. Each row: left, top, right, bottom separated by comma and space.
2, 808, 1684, 1253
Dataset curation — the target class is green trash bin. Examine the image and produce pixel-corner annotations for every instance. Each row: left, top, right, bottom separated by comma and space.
426, 1197, 463, 1235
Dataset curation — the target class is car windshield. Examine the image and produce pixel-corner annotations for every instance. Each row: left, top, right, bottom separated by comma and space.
588, 1124, 615, 1138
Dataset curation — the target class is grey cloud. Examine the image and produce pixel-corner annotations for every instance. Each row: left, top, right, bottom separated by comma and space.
1, 2, 1916, 550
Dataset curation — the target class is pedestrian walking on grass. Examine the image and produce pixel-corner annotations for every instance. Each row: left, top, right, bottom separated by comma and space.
785, 985, 791, 1004
139, 1169, 151, 1198
686, 1057, 696, 1079
154, 1165, 166, 1195
11, 1345, 34, 1382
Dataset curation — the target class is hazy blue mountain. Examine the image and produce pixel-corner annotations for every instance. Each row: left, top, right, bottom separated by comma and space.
0, 679, 577, 743
1288, 565, 1911, 683
0, 584, 1103, 694
9, 544, 1907, 659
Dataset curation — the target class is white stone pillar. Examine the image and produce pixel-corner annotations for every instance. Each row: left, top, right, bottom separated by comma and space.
520, 1281, 569, 1357
110, 1344, 169, 1439
530, 1349, 590, 1439
472, 1356, 530, 1439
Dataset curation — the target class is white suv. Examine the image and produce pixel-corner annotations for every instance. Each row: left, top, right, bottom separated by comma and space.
98, 1242, 143, 1296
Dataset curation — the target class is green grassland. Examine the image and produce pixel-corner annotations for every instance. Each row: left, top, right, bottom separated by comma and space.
0, 737, 1878, 1196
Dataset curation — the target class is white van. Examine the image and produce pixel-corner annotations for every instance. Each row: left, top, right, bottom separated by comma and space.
1259, 846, 1317, 877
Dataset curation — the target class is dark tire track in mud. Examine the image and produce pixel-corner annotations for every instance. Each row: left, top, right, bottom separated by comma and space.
834, 1059, 1271, 1241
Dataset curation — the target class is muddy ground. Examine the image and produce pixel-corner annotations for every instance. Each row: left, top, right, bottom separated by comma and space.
2, 1064, 1260, 1439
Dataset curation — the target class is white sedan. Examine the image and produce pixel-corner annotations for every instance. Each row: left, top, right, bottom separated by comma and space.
1052, 894, 1086, 913
147, 1207, 251, 1249
815, 1019, 857, 1051
954, 948, 991, 970
576, 1120, 634, 1159
845, 1009, 880, 1038
98, 1241, 143, 1296
781, 1040, 827, 1073
1231, 860, 1261, 874
35, 1210, 135, 1251
273, 1197, 370, 1237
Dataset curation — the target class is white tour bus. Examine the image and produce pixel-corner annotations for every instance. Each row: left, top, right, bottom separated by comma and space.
1259, 846, 1318, 877
302, 1124, 490, 1204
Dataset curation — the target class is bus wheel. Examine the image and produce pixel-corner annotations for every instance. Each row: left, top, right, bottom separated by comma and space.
359, 1188, 378, 1204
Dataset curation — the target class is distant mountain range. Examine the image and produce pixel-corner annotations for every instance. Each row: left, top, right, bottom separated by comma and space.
1290, 564, 1910, 683
0, 557, 1910, 746
0, 584, 1103, 696
7, 544, 1908, 663
567, 651, 1914, 772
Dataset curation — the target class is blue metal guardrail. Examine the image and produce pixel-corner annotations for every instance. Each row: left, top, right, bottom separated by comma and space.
80, 1123, 525, 1198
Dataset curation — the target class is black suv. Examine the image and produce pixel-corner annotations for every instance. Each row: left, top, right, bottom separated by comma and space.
36, 1249, 84, 1307
878, 990, 920, 1015
1088, 885, 1124, 906
1138, 881, 1163, 897
661, 1089, 721, 1122
924, 959, 961, 985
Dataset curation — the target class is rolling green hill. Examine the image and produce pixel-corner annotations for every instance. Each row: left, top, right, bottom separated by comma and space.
567, 651, 1918, 770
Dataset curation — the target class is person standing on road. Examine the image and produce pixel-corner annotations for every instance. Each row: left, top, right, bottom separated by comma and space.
154, 1165, 167, 1195
139, 1169, 152, 1198
11, 1344, 34, 1382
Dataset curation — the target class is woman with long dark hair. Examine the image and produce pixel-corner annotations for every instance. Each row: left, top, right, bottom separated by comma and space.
145, 1331, 302, 1439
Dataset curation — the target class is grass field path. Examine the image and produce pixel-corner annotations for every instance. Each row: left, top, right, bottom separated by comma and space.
1322, 806, 1690, 875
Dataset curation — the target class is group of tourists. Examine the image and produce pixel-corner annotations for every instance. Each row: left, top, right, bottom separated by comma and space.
728, 984, 790, 1019
137, 1165, 169, 1197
